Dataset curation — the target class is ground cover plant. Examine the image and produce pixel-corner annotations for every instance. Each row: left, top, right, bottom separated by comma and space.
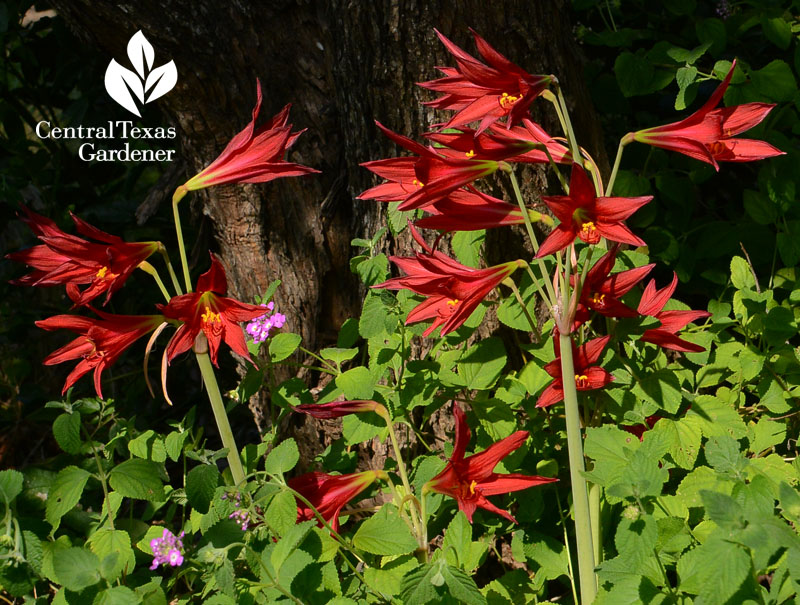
2, 4, 800, 604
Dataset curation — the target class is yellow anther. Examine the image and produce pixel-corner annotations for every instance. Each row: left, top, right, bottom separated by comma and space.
201, 308, 221, 324
469, 480, 478, 495
446, 299, 459, 307
96, 266, 109, 279
581, 221, 597, 233
499, 92, 520, 110
466, 149, 476, 158
412, 178, 424, 188
590, 292, 605, 306
575, 374, 589, 388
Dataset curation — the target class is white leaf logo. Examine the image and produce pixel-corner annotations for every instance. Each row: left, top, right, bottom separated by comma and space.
104, 30, 177, 116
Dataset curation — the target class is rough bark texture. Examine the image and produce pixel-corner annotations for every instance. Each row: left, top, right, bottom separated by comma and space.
51, 0, 607, 451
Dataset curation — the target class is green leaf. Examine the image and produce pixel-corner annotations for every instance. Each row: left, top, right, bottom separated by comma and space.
765, 306, 797, 346
441, 563, 487, 605
400, 562, 443, 605
742, 189, 777, 225
748, 418, 786, 456
442, 511, 487, 571
109, 459, 165, 501
352, 253, 389, 286
458, 337, 507, 391
762, 16, 792, 50
265, 439, 299, 476
272, 520, 315, 573
0, 469, 23, 504
632, 369, 683, 414
695, 18, 726, 56
695, 538, 752, 603
265, 489, 297, 537
686, 395, 747, 439
650, 416, 702, 469
341, 412, 385, 445
451, 230, 485, 268
750, 60, 797, 103
185, 464, 221, 513
359, 292, 390, 339
128, 430, 167, 463
730, 256, 755, 290
515, 530, 569, 580
353, 505, 418, 555
387, 201, 413, 236
675, 65, 698, 111
52, 412, 82, 455
335, 366, 375, 399
667, 41, 710, 64
676, 466, 735, 507
700, 490, 745, 528
94, 586, 140, 605
615, 515, 658, 573
164, 431, 189, 462
269, 332, 302, 362
46, 466, 91, 534
86, 529, 135, 582
705, 435, 748, 478
52, 547, 101, 592
320, 347, 359, 365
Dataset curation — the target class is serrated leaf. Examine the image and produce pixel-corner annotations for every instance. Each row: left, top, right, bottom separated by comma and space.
94, 586, 140, 605
87, 529, 135, 582
320, 347, 359, 365
128, 430, 167, 463
46, 466, 91, 534
269, 333, 302, 362
615, 515, 658, 573
185, 464, 220, 513
335, 366, 375, 399
109, 459, 165, 501
353, 505, 418, 555
265, 489, 297, 537
400, 562, 443, 604
458, 337, 507, 391
442, 564, 487, 605
52, 412, 82, 455
164, 431, 189, 462
359, 292, 390, 339
52, 547, 101, 592
451, 230, 485, 268
686, 395, 747, 439
749, 418, 786, 456
730, 256, 755, 290
265, 439, 299, 476
697, 538, 752, 603
272, 520, 315, 573
0, 469, 23, 504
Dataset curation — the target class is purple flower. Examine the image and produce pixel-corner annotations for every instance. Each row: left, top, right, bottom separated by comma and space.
245, 301, 286, 344
149, 528, 186, 570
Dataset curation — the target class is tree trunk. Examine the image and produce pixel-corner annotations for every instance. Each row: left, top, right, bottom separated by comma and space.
51, 0, 607, 439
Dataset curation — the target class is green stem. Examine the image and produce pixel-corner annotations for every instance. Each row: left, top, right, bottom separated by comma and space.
298, 346, 338, 374
137, 261, 171, 302
507, 169, 559, 308
556, 489, 579, 605
555, 84, 584, 169
194, 347, 245, 486
82, 423, 114, 529
589, 481, 601, 565
559, 332, 597, 603
158, 244, 183, 296
542, 145, 570, 193
172, 187, 193, 293
605, 138, 628, 196
506, 278, 541, 342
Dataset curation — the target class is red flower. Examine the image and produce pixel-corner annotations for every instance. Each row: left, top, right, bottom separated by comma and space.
535, 164, 652, 258
358, 122, 500, 211
293, 400, 388, 420
424, 127, 538, 161
180, 80, 318, 192
374, 226, 524, 336
415, 187, 552, 232
158, 254, 269, 366
425, 405, 557, 523
289, 470, 383, 532
492, 119, 573, 164
536, 335, 614, 408
7, 207, 159, 306
637, 273, 711, 353
419, 29, 552, 134
36, 311, 164, 398
573, 245, 655, 326
627, 60, 784, 169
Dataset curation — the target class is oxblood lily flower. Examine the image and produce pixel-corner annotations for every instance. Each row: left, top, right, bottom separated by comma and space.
293, 400, 388, 420
637, 273, 711, 353
573, 245, 655, 326
419, 29, 553, 134
424, 127, 538, 161
424, 405, 557, 523
415, 187, 552, 232
289, 470, 385, 532
358, 122, 501, 211
374, 226, 524, 336
535, 164, 652, 258
158, 254, 270, 366
536, 335, 614, 408
7, 207, 159, 306
626, 60, 784, 169
179, 80, 318, 193
36, 311, 164, 398
493, 119, 573, 164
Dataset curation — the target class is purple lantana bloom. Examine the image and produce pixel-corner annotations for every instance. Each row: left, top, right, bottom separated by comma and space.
150, 528, 185, 570
245, 301, 286, 344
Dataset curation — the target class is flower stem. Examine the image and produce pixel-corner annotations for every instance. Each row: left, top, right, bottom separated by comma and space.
505, 278, 541, 342
555, 85, 584, 169
158, 243, 183, 296
559, 331, 597, 603
556, 489, 579, 605
172, 186, 193, 293
194, 348, 245, 486
589, 481, 602, 564
605, 138, 628, 196
137, 261, 171, 302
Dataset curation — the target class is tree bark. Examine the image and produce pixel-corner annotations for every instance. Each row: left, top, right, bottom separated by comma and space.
51, 0, 607, 438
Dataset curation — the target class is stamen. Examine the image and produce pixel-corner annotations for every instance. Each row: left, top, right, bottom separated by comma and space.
575, 374, 589, 388
590, 292, 605, 306
96, 266, 108, 278
446, 299, 459, 307
201, 308, 221, 325
412, 179, 424, 188
469, 480, 478, 495
579, 221, 600, 244
466, 150, 476, 158
499, 92, 520, 110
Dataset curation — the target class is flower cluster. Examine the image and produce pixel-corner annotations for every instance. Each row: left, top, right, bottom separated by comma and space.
222, 492, 254, 531
149, 528, 185, 570
245, 301, 286, 344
